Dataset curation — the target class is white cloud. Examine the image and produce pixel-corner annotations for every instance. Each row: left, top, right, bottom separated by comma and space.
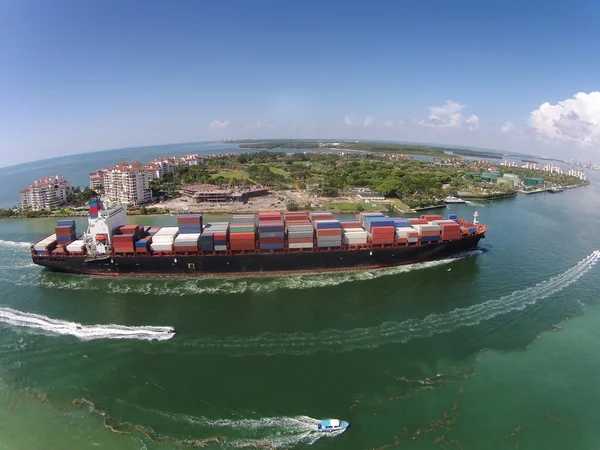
363, 116, 375, 127
500, 121, 514, 133
529, 92, 600, 146
415, 100, 478, 131
209, 120, 229, 130
344, 115, 353, 125
383, 120, 393, 128
466, 114, 479, 131
430, 100, 465, 117
246, 121, 275, 129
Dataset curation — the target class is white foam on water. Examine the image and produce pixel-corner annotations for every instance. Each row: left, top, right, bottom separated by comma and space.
116, 403, 344, 448
0, 307, 175, 341
182, 251, 600, 355
0, 239, 31, 248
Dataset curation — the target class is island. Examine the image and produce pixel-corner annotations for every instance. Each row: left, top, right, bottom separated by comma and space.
2, 141, 589, 218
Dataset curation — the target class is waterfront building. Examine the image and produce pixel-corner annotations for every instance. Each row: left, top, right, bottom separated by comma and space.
103, 162, 153, 206
19, 175, 71, 210
568, 168, 587, 181
500, 160, 518, 168
522, 162, 539, 170
542, 164, 563, 175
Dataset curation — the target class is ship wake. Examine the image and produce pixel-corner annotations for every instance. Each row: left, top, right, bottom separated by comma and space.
180, 251, 600, 355
0, 307, 175, 341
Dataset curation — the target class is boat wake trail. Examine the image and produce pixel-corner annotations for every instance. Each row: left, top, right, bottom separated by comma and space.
114, 402, 342, 448
0, 239, 31, 248
181, 251, 600, 356
0, 307, 174, 341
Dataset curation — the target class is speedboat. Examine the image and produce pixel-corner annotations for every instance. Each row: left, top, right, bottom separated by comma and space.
316, 419, 349, 433
444, 195, 466, 204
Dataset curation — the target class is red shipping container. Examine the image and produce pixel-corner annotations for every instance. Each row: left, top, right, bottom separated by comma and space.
231, 244, 256, 250
288, 237, 314, 243
259, 237, 284, 244
420, 215, 443, 221
396, 237, 408, 243
135, 247, 149, 253
341, 222, 363, 229
316, 229, 342, 236
113, 234, 135, 242
229, 232, 255, 240
173, 246, 199, 252
372, 238, 395, 245
408, 218, 428, 225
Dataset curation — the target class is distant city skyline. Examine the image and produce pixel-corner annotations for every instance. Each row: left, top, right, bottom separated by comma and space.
2, 0, 600, 167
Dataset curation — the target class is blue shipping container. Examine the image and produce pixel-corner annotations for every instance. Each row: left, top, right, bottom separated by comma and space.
260, 243, 285, 250
448, 214, 457, 220
57, 220, 76, 228
468, 227, 476, 233
420, 235, 441, 243
258, 225, 284, 232
314, 221, 341, 229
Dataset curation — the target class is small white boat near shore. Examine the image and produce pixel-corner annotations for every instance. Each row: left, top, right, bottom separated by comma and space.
444, 195, 466, 204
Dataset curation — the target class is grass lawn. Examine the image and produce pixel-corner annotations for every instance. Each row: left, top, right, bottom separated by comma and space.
211, 171, 256, 184
323, 202, 385, 212
387, 197, 412, 211
268, 166, 290, 178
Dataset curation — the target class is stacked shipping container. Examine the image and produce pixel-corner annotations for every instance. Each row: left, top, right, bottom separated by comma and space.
150, 227, 179, 252
314, 219, 342, 248
230, 214, 256, 251
258, 212, 284, 250
284, 212, 313, 249
178, 214, 203, 234
203, 223, 229, 251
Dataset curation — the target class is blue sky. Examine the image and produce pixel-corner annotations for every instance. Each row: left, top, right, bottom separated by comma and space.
1, 0, 600, 166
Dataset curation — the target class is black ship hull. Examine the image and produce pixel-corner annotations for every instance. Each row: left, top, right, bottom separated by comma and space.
31, 234, 484, 277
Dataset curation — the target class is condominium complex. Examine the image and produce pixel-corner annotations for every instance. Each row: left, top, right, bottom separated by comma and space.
19, 175, 72, 210
90, 154, 202, 203
102, 162, 153, 207
500, 160, 518, 168
542, 163, 563, 175
522, 162, 539, 170
145, 153, 203, 179
568, 168, 587, 181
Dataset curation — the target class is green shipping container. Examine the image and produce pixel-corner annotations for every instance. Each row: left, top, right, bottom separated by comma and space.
230, 225, 256, 233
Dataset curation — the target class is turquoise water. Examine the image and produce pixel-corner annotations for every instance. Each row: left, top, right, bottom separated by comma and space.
1, 145, 600, 449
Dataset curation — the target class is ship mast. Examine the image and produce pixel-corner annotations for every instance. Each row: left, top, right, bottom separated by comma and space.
473, 211, 479, 225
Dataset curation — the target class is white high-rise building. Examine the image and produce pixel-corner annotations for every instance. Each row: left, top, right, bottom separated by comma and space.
19, 175, 71, 210
542, 164, 563, 175
500, 160, 518, 168
522, 162, 539, 170
103, 162, 153, 206
568, 168, 587, 181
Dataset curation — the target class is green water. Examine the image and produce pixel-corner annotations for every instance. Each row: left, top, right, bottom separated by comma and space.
1, 171, 600, 449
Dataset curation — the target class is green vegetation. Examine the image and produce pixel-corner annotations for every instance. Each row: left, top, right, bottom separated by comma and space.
66, 186, 98, 207
322, 202, 382, 212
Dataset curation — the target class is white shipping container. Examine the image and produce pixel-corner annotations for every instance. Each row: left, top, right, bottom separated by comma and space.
154, 226, 179, 236
214, 245, 227, 251
288, 242, 314, 249
407, 237, 419, 243
344, 228, 367, 234
411, 224, 441, 232
150, 243, 173, 251
66, 240, 85, 252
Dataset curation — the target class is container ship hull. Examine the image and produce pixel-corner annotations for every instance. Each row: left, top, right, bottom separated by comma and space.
32, 234, 483, 277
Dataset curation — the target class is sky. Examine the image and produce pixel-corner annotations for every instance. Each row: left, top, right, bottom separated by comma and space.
1, 0, 600, 167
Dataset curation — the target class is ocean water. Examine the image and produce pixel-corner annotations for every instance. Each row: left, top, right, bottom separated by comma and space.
0, 144, 599, 449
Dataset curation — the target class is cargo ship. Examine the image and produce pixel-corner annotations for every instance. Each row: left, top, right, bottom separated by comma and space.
30, 200, 487, 277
